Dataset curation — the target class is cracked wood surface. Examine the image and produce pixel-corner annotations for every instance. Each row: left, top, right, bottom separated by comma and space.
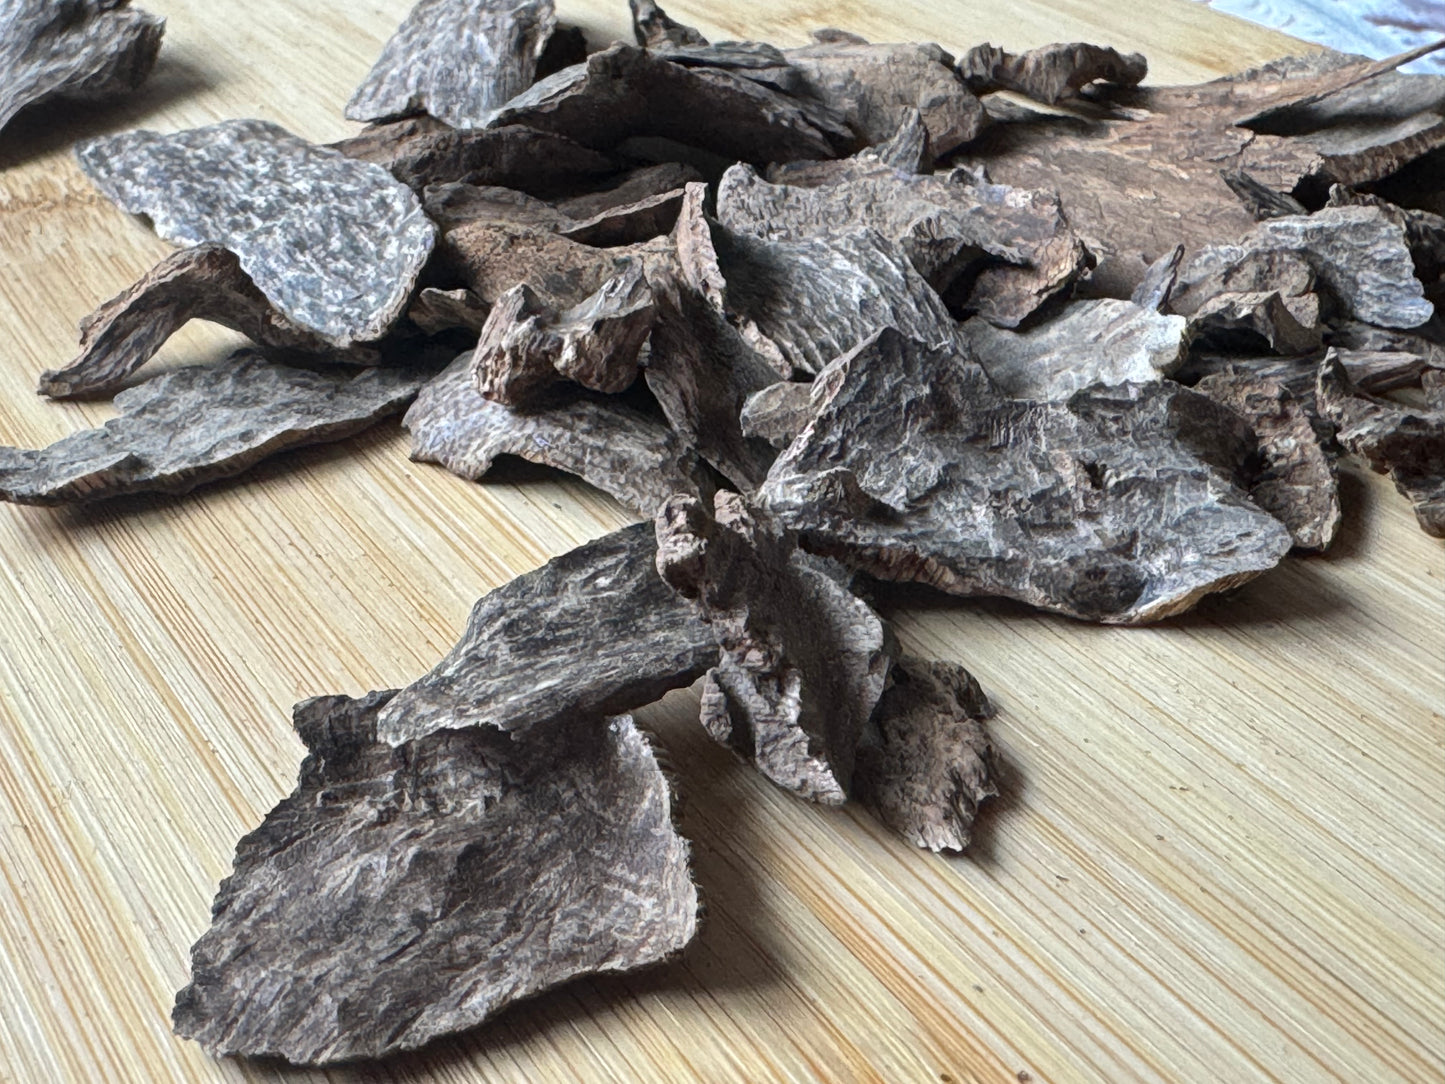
0, 2, 1441, 1083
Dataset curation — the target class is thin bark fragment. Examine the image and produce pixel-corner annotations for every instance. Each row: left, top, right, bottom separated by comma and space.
560, 187, 688, 246
345, 0, 557, 128
39, 245, 366, 400
655, 492, 893, 804
1222, 169, 1308, 220
0, 352, 426, 506
405, 355, 704, 514
760, 329, 1292, 624
173, 691, 698, 1064
959, 41, 1146, 104
1129, 245, 1183, 312
407, 287, 490, 335
0, 0, 163, 136
77, 119, 436, 347
377, 521, 716, 745
853, 656, 998, 853
554, 162, 704, 220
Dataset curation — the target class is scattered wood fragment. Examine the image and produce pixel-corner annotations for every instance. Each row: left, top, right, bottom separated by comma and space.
407, 286, 490, 335
740, 380, 814, 449
959, 41, 1146, 104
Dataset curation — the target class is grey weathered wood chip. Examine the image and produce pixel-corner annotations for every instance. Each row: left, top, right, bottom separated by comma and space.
959, 41, 1147, 104
76, 119, 436, 347
740, 380, 814, 449
629, 0, 706, 48
407, 286, 490, 335
172, 691, 698, 1064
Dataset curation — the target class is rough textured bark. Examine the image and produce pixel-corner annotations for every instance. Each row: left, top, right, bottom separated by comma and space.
740, 381, 814, 449
38, 245, 365, 400
1196, 368, 1341, 551
959, 41, 1146, 104
405, 354, 705, 515
474, 261, 655, 406
853, 656, 998, 853
760, 329, 1292, 624
345, 0, 557, 128
0, 352, 426, 506
421, 180, 571, 230
655, 492, 893, 804
960, 299, 1187, 401
377, 522, 716, 745
715, 162, 1089, 327
173, 691, 698, 1064
0, 0, 163, 136
1317, 352, 1445, 536
77, 119, 436, 347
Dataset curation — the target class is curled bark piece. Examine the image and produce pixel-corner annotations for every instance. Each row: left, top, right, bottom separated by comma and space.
0, 0, 163, 136
173, 691, 698, 1064
853, 657, 998, 853
345, 0, 557, 128
0, 352, 426, 506
474, 262, 654, 406
960, 299, 1187, 401
959, 41, 1147, 104
655, 492, 893, 804
740, 381, 814, 449
487, 43, 849, 165
760, 329, 1292, 624
377, 521, 716, 745
77, 119, 436, 347
1317, 353, 1445, 536
39, 245, 365, 400
784, 38, 985, 158
716, 162, 1090, 327
1196, 369, 1341, 551
629, 0, 706, 48
405, 355, 704, 514
407, 287, 489, 335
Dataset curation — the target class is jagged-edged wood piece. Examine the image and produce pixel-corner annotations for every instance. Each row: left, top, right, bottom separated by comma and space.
960, 299, 1187, 401
0, 352, 426, 506
760, 329, 1292, 623
486, 43, 850, 165
408, 287, 490, 335
0, 0, 163, 136
655, 492, 892, 804
1328, 186, 1445, 292
716, 162, 1090, 327
39, 245, 366, 400
1223, 169, 1308, 220
560, 187, 688, 247
77, 119, 436, 347
1196, 368, 1341, 551
766, 108, 930, 186
629, 0, 705, 48
853, 656, 998, 853
1317, 353, 1445, 537
1129, 245, 1183, 312
782, 37, 984, 158
345, 0, 557, 128
422, 180, 572, 230
959, 41, 1146, 104
554, 162, 703, 220
406, 355, 704, 514
377, 521, 716, 745
334, 120, 617, 194
740, 381, 813, 449
173, 691, 698, 1064
474, 262, 654, 406
1170, 244, 1321, 356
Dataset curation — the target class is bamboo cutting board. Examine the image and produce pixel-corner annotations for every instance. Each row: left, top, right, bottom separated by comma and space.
1, 2, 1441, 1082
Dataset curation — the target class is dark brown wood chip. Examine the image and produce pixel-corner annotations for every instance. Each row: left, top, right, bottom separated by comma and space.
959, 41, 1147, 104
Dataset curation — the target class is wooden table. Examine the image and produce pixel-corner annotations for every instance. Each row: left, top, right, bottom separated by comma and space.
1, 2, 1441, 1081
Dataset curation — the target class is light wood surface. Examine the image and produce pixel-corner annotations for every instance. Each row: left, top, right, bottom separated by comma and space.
1, 2, 1441, 1082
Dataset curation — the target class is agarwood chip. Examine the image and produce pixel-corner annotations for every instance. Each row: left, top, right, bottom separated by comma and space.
1328, 186, 1445, 291
1188, 290, 1323, 356
405, 354, 704, 514
759, 329, 1292, 624
1223, 168, 1308, 220
766, 108, 930, 185
487, 42, 849, 165
629, 0, 706, 48
783, 38, 985, 158
377, 521, 716, 745
959, 41, 1146, 104
0, 352, 426, 506
0, 0, 163, 136
421, 180, 571, 230
560, 187, 688, 246
77, 119, 436, 347
1232, 43, 1445, 133
407, 287, 489, 335
715, 162, 1090, 327
1317, 352, 1445, 536
1129, 245, 1183, 312
553, 162, 704, 220
1329, 321, 1445, 368
474, 261, 654, 406
173, 691, 698, 1064
39, 245, 366, 400
1179, 349, 1441, 407
655, 492, 893, 804
345, 0, 557, 128
740, 381, 813, 449
960, 299, 1187, 401
1196, 368, 1341, 551
853, 656, 998, 853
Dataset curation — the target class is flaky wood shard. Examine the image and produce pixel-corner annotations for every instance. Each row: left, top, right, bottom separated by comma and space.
76, 119, 436, 346
173, 692, 698, 1064
376, 522, 716, 745
760, 329, 1292, 623
345, 0, 558, 128
0, 353, 426, 506
0, 0, 164, 136
959, 41, 1146, 104
655, 492, 893, 804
